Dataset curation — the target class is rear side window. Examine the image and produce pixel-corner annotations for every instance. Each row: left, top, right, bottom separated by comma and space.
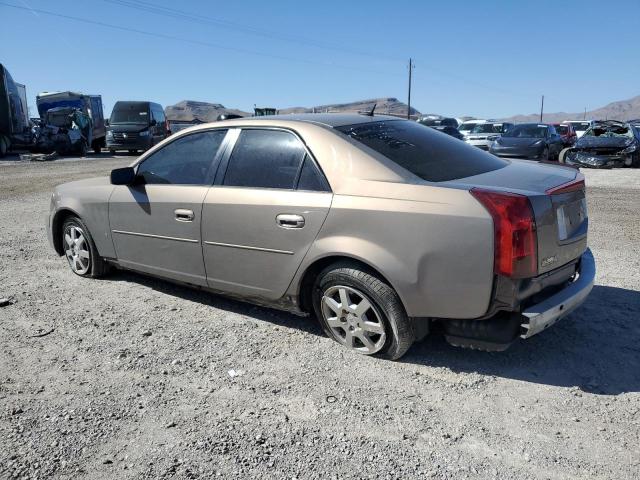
337, 120, 507, 182
223, 129, 306, 189
297, 155, 330, 191
137, 129, 227, 185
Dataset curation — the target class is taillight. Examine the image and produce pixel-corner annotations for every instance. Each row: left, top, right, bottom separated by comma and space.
471, 189, 538, 278
545, 175, 585, 195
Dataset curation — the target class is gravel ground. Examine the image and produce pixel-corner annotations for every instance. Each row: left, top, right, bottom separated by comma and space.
1, 155, 639, 479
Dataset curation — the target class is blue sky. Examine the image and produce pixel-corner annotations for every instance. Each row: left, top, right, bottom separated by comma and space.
1, 0, 639, 118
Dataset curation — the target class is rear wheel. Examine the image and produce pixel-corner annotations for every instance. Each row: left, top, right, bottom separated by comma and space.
312, 262, 414, 360
62, 216, 108, 278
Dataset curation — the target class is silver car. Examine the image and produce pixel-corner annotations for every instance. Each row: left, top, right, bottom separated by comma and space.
48, 114, 595, 359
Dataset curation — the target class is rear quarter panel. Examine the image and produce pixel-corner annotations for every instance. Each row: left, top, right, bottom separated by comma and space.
289, 183, 495, 319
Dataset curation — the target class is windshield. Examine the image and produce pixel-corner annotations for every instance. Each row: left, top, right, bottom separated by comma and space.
569, 122, 590, 131
459, 122, 480, 131
336, 120, 506, 182
471, 123, 503, 134
503, 124, 548, 139
110, 102, 149, 124
583, 124, 633, 139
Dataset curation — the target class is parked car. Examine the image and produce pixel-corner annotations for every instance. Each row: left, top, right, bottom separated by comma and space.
465, 122, 514, 150
560, 120, 640, 168
458, 119, 486, 139
551, 123, 578, 147
48, 114, 594, 359
489, 123, 564, 160
564, 120, 593, 139
107, 101, 168, 154
417, 116, 464, 140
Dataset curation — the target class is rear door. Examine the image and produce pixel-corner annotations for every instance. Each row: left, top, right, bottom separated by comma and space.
109, 128, 228, 285
201, 127, 332, 299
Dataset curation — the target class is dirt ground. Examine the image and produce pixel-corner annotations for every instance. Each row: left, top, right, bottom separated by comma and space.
1, 153, 639, 479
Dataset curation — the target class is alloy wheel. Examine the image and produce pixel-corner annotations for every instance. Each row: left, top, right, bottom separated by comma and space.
321, 285, 387, 354
64, 225, 90, 275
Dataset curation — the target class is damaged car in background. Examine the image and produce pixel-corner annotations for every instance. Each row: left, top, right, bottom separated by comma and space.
560, 120, 640, 168
32, 107, 93, 155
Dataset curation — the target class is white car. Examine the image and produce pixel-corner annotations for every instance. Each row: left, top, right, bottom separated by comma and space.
564, 120, 593, 139
464, 122, 514, 151
458, 119, 487, 139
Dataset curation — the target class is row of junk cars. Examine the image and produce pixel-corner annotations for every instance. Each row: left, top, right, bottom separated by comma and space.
419, 115, 640, 168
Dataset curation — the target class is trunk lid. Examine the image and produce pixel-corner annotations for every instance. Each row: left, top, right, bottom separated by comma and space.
446, 160, 588, 276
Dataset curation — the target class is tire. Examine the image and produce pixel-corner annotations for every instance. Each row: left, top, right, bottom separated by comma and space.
540, 147, 549, 161
61, 216, 108, 278
0, 136, 7, 158
558, 148, 571, 164
92, 142, 101, 154
109, 149, 116, 155
128, 149, 137, 155
312, 262, 414, 360
78, 141, 88, 157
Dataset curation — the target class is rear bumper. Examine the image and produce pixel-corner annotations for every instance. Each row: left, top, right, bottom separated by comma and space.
520, 248, 595, 338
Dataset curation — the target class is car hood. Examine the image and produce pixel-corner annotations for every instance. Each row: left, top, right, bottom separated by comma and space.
495, 137, 544, 147
575, 136, 633, 149
55, 176, 112, 194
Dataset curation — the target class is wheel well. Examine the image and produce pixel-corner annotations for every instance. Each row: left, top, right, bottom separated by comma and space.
51, 209, 78, 255
298, 255, 396, 315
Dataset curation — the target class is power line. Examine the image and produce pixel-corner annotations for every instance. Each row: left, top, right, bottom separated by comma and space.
0, 2, 405, 79
102, 0, 407, 64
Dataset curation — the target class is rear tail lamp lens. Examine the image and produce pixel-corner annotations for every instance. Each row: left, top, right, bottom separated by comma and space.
471, 189, 538, 278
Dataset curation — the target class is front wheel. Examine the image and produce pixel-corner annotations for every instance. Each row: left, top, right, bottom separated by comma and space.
312, 263, 414, 360
558, 148, 572, 164
62, 216, 108, 278
539, 147, 549, 161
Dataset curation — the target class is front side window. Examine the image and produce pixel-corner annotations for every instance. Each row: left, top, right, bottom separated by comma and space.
337, 120, 506, 182
137, 129, 227, 185
223, 129, 306, 189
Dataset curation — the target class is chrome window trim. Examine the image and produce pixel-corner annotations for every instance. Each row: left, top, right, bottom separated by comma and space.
203, 240, 294, 255
112, 230, 199, 244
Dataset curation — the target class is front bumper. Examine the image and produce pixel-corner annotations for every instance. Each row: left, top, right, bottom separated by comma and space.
520, 249, 595, 338
490, 147, 544, 160
565, 152, 630, 168
106, 137, 152, 151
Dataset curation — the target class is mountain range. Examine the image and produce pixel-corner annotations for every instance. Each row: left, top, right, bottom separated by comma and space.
165, 95, 640, 124
500, 95, 640, 123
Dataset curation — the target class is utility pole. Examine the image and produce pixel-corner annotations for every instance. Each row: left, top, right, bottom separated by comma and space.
583, 107, 586, 120
540, 95, 544, 122
407, 58, 414, 120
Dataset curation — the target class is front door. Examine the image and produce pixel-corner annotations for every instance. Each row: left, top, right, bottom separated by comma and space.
202, 128, 332, 299
109, 128, 229, 285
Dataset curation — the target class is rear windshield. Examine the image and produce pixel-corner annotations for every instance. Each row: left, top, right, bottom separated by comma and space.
336, 120, 507, 182
555, 125, 569, 135
503, 124, 548, 138
110, 102, 149, 124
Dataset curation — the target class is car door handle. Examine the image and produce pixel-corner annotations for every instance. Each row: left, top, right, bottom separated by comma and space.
276, 214, 305, 229
175, 209, 195, 222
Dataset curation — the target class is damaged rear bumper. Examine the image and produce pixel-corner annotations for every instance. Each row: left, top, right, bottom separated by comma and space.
520, 249, 595, 338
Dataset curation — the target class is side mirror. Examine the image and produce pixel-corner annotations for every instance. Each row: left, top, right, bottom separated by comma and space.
110, 167, 136, 185
150, 119, 157, 127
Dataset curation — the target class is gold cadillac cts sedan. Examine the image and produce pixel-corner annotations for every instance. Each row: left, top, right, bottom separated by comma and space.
48, 114, 595, 359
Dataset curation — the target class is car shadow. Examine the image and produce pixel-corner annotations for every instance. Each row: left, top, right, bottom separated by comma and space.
108, 269, 324, 338
403, 285, 640, 395
106, 272, 639, 394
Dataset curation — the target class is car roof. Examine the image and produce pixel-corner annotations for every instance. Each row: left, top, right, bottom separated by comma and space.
236, 113, 403, 128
